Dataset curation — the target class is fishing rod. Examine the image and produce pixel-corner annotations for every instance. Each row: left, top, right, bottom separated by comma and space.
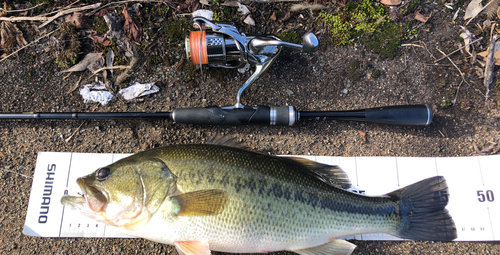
0, 17, 433, 126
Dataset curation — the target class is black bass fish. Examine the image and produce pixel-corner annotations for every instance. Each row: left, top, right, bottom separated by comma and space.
61, 142, 456, 255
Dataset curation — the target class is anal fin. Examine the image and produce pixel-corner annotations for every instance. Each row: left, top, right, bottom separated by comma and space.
174, 240, 210, 255
294, 239, 356, 255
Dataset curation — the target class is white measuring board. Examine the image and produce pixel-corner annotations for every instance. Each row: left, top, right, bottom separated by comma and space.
23, 152, 500, 241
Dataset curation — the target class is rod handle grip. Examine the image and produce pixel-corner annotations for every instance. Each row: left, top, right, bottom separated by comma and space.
172, 106, 293, 125
365, 105, 433, 126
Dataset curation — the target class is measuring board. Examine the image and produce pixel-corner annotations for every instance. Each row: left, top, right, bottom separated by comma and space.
23, 152, 499, 241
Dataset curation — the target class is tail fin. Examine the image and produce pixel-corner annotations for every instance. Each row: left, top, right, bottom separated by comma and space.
387, 176, 457, 241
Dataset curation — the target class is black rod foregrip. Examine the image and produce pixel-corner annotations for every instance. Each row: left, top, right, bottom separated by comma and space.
172, 106, 266, 125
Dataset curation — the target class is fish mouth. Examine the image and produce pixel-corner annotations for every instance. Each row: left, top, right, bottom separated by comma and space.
77, 177, 107, 213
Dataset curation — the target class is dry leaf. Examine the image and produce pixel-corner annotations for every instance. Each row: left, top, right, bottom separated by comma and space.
459, 26, 473, 56
106, 50, 115, 75
87, 56, 105, 73
65, 12, 87, 29
62, 52, 102, 72
380, 0, 401, 6
358, 130, 366, 143
122, 5, 143, 42
478, 49, 500, 65
414, 11, 429, 23
464, 0, 483, 20
498, 6, 500, 19
88, 33, 111, 46
1, 21, 28, 47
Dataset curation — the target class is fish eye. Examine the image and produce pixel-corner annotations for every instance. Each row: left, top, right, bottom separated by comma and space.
96, 168, 111, 181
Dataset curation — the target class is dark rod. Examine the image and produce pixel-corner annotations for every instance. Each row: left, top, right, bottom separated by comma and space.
0, 112, 173, 119
0, 105, 432, 126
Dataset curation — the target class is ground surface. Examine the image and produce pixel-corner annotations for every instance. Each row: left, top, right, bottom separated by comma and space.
1, 0, 500, 254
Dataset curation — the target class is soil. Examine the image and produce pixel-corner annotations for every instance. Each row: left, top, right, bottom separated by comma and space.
1, 0, 500, 254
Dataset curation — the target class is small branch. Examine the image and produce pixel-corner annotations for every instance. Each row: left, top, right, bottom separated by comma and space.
0, 168, 32, 179
436, 48, 472, 104
0, 3, 101, 28
434, 37, 483, 63
0, 3, 45, 13
92, 65, 132, 75
484, 33, 497, 102
65, 121, 86, 143
0, 28, 58, 63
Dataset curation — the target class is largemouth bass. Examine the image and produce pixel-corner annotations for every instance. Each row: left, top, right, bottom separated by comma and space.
61, 142, 457, 255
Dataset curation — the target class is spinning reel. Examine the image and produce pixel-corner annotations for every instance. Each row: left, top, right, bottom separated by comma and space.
185, 17, 319, 109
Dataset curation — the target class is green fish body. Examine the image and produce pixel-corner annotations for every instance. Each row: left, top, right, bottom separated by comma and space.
61, 143, 456, 255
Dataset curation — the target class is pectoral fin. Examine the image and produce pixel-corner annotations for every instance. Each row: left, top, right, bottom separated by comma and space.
170, 189, 229, 217
174, 240, 210, 255
294, 239, 356, 255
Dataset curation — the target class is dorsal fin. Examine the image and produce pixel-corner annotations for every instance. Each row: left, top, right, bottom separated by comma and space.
206, 135, 249, 150
288, 157, 352, 190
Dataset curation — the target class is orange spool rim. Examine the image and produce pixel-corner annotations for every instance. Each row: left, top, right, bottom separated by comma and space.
189, 31, 208, 65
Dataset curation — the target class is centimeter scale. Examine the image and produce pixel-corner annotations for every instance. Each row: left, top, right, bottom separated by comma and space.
24, 151, 499, 241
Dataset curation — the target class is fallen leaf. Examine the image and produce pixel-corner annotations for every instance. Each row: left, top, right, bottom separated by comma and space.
244, 16, 255, 26
1, 21, 28, 48
498, 6, 500, 19
87, 56, 105, 73
358, 130, 366, 143
478, 50, 500, 65
237, 3, 251, 15
459, 26, 473, 56
122, 5, 143, 42
414, 11, 429, 23
0, 152, 5, 158
62, 52, 102, 72
65, 12, 87, 29
106, 50, 115, 75
464, 0, 483, 20
380, 0, 401, 6
88, 33, 111, 46
200, 0, 211, 5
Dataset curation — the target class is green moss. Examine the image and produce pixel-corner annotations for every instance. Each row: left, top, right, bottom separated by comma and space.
92, 16, 108, 34
320, 0, 389, 46
345, 60, 365, 82
362, 22, 403, 58
278, 30, 301, 44
371, 68, 383, 79
163, 20, 190, 46
439, 97, 452, 108
407, 1, 420, 13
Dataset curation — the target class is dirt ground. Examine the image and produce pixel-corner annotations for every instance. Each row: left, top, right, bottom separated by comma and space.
1, 0, 500, 254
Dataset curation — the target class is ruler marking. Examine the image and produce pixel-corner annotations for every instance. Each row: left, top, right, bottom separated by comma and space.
60, 152, 73, 237
395, 157, 400, 187
477, 156, 485, 186
355, 157, 359, 187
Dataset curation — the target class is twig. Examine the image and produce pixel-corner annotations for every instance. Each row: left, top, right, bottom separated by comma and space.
0, 28, 58, 63
67, 75, 82, 95
436, 48, 472, 100
0, 3, 45, 13
400, 44, 424, 48
453, 80, 464, 106
0, 3, 101, 28
87, 0, 169, 16
434, 37, 483, 63
0, 168, 32, 179
484, 33, 497, 103
65, 121, 86, 143
92, 65, 132, 75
